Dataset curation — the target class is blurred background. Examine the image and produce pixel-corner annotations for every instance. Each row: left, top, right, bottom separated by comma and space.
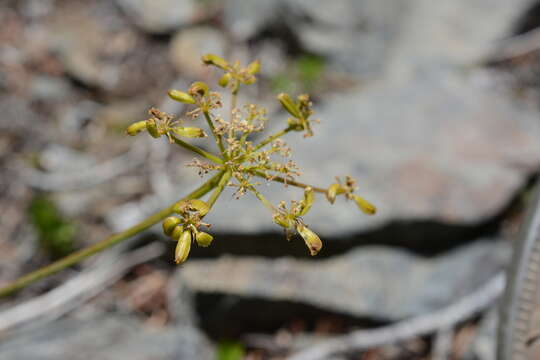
2, 0, 540, 359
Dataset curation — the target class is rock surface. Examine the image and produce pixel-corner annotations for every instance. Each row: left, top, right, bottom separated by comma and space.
116, 0, 200, 34
179, 239, 510, 320
0, 314, 215, 360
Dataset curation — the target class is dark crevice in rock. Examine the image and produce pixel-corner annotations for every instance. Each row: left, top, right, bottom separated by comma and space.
195, 293, 385, 340
157, 173, 539, 260
512, 0, 540, 35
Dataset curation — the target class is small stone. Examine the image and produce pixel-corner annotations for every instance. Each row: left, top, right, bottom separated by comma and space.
0, 314, 215, 360
169, 27, 228, 77
117, 0, 200, 34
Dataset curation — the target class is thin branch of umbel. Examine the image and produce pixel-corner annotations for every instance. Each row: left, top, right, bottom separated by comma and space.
0, 54, 377, 298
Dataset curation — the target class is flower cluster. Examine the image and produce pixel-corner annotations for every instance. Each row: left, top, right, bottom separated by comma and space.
126, 54, 377, 263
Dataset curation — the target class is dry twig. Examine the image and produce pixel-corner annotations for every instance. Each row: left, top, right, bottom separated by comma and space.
288, 272, 505, 360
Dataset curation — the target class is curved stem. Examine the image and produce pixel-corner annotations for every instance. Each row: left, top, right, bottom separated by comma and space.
253, 126, 293, 152
171, 136, 223, 165
0, 173, 223, 298
203, 111, 226, 156
250, 169, 327, 194
207, 170, 232, 208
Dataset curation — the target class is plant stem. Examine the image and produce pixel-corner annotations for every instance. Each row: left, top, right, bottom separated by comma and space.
171, 136, 223, 165
250, 169, 327, 194
0, 173, 222, 298
203, 111, 226, 156
253, 126, 292, 152
207, 170, 232, 208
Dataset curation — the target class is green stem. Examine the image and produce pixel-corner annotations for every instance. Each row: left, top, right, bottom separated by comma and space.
203, 111, 226, 156
250, 169, 327, 194
171, 136, 223, 165
252, 126, 292, 152
207, 170, 232, 208
0, 173, 222, 298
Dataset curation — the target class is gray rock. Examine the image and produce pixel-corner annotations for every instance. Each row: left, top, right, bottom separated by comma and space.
117, 0, 200, 34
207, 67, 540, 236
388, 0, 536, 74
223, 0, 281, 40
0, 314, 215, 360
169, 27, 228, 77
29, 76, 72, 102
179, 239, 510, 320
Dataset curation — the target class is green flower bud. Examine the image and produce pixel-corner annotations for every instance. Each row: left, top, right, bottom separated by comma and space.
273, 213, 291, 229
296, 223, 322, 256
175, 230, 192, 264
146, 118, 160, 138
246, 60, 261, 75
126, 121, 148, 136
201, 54, 229, 71
352, 194, 376, 215
168, 90, 196, 104
277, 93, 302, 119
171, 224, 184, 241
195, 231, 213, 247
189, 81, 209, 97
218, 73, 231, 88
163, 216, 181, 236
187, 199, 210, 216
172, 127, 207, 138
298, 187, 314, 216
242, 76, 256, 85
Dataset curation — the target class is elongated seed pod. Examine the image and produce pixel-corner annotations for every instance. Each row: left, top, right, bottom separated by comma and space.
175, 230, 191, 264
168, 90, 196, 104
298, 187, 314, 216
353, 195, 377, 215
296, 223, 322, 256
126, 121, 148, 136
201, 54, 229, 70
277, 93, 302, 119
172, 127, 206, 138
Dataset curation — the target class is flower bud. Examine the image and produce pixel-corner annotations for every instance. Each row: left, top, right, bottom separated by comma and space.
188, 199, 210, 216
146, 118, 160, 138
296, 223, 322, 256
163, 216, 181, 236
195, 231, 213, 247
175, 230, 192, 264
277, 93, 302, 119
173, 127, 206, 138
168, 90, 196, 104
189, 81, 209, 97
273, 213, 291, 229
126, 121, 147, 136
218, 73, 231, 88
171, 224, 184, 241
246, 60, 261, 75
201, 54, 229, 70
298, 187, 314, 216
352, 195, 377, 215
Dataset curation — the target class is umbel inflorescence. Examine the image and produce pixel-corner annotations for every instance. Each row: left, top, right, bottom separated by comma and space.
126, 54, 376, 264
